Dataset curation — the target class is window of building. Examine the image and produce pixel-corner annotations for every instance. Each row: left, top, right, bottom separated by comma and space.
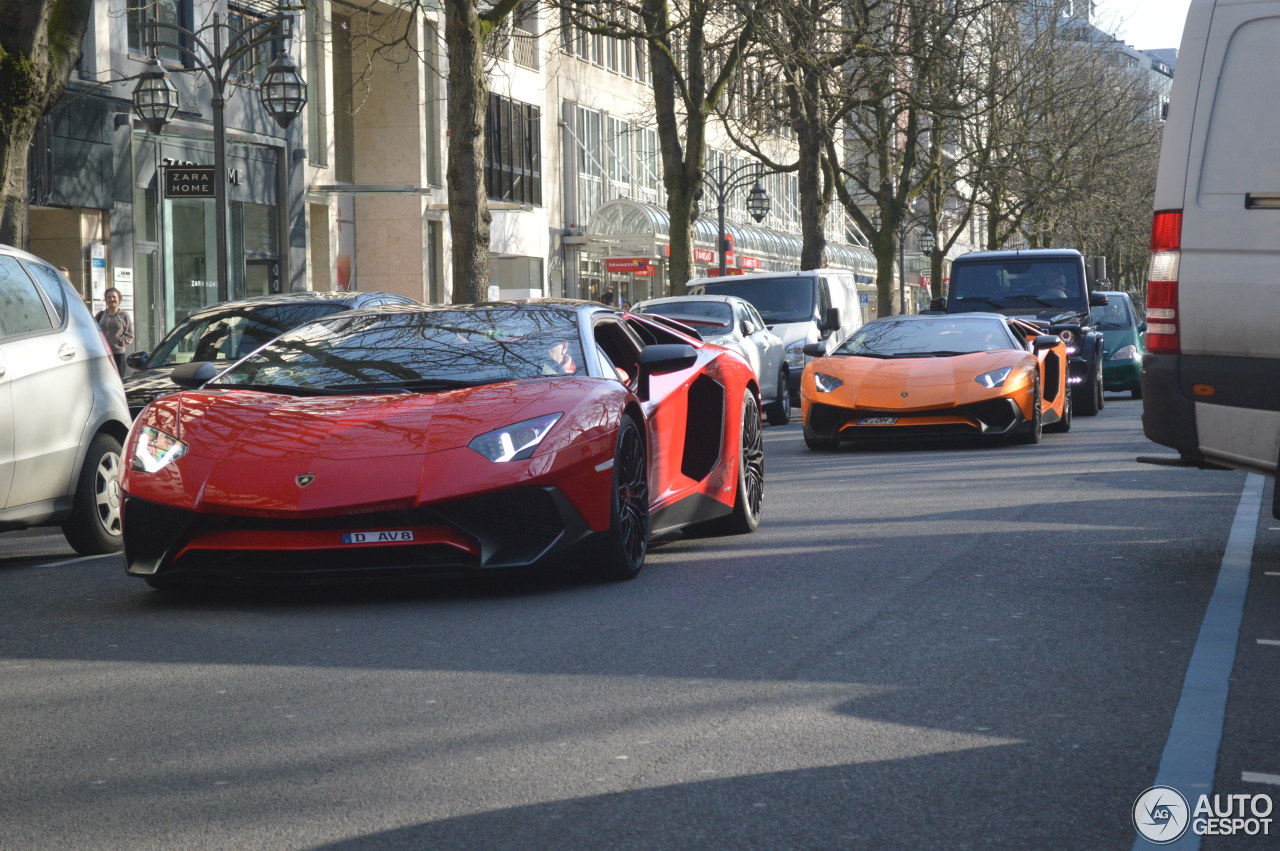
127, 0, 191, 66
304, 3, 328, 167
228, 4, 283, 83
485, 94, 542, 206
332, 16, 355, 183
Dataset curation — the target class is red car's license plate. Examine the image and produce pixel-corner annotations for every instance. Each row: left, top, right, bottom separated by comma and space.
341, 530, 414, 544
858, 417, 898, 425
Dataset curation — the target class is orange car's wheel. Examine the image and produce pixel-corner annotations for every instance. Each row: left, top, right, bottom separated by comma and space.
1046, 374, 1073, 433
804, 430, 839, 451
1012, 375, 1042, 445
593, 416, 649, 581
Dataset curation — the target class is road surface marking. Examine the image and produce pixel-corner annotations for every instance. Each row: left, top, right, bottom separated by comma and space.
1242, 772, 1280, 786
1256, 639, 1280, 646
1133, 474, 1263, 851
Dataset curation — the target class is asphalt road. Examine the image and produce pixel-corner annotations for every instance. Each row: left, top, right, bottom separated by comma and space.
1, 397, 1276, 850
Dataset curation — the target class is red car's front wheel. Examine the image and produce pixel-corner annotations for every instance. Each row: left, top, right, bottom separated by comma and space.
593, 416, 650, 581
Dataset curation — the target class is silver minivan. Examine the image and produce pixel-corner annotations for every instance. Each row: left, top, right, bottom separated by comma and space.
687, 269, 865, 398
0, 244, 131, 553
1142, 0, 1280, 518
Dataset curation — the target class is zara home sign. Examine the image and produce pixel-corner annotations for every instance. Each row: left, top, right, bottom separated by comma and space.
163, 165, 216, 198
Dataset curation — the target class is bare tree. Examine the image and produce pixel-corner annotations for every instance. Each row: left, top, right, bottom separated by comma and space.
972, 0, 1161, 259
0, 0, 93, 247
820, 0, 997, 316
555, 0, 762, 293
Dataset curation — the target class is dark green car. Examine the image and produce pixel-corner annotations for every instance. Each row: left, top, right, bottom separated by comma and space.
1095, 291, 1145, 398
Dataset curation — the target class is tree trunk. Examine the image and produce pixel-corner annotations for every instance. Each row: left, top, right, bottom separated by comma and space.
795, 108, 828, 270
0, 0, 93, 247
444, 0, 492, 304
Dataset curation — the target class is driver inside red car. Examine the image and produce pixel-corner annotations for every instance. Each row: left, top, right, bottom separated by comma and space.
542, 341, 577, 375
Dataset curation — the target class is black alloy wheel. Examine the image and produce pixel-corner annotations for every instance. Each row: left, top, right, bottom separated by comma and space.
594, 416, 650, 580
1046, 378, 1072, 433
1012, 375, 1043, 445
766, 367, 792, 426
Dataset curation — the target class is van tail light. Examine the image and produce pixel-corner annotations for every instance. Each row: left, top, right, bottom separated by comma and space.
1146, 209, 1182, 354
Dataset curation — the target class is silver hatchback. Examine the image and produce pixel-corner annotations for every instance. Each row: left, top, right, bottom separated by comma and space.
0, 244, 131, 553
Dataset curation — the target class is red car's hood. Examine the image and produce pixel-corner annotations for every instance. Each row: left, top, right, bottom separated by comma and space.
172, 380, 572, 459
136, 379, 595, 514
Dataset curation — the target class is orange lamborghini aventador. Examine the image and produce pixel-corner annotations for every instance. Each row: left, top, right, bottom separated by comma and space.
800, 313, 1071, 450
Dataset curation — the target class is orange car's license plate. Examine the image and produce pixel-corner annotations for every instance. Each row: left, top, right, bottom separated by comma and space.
858, 417, 898, 425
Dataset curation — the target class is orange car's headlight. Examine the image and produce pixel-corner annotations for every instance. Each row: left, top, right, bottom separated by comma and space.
813, 372, 844, 393
974, 367, 1013, 389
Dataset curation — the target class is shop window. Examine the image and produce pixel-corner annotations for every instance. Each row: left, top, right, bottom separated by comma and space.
485, 94, 542, 206
127, 0, 192, 66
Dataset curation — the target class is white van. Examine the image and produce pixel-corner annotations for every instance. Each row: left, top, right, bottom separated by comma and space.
688, 269, 865, 397
1143, 0, 1280, 517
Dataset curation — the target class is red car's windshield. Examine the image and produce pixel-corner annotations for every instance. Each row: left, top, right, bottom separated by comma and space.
212, 307, 585, 392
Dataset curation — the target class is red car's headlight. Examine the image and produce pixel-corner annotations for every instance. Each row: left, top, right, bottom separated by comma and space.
468, 413, 563, 462
131, 426, 189, 473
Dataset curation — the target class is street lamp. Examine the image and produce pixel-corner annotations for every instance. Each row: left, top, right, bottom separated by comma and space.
701, 163, 770, 277
131, 13, 306, 303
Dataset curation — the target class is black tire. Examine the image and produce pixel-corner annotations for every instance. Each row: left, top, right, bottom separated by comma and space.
765, 367, 792, 426
1046, 380, 1072, 433
1012, 376, 1043, 445
144, 575, 189, 592
804, 430, 839, 451
1131, 383, 1143, 400
61, 433, 124, 555
1074, 354, 1102, 416
593, 416, 650, 581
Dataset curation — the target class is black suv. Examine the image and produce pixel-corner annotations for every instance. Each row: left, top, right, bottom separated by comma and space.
932, 249, 1110, 415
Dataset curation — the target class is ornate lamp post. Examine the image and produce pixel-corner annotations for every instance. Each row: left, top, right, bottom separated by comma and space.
131, 13, 307, 303
701, 163, 771, 277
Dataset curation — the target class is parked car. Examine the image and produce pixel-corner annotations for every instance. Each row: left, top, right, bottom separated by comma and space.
0, 244, 131, 553
688, 269, 866, 399
800, 313, 1071, 450
123, 291, 419, 418
121, 300, 764, 588
1094, 291, 1145, 398
632, 294, 792, 425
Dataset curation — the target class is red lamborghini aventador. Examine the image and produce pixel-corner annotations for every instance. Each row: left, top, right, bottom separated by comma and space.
121, 300, 764, 587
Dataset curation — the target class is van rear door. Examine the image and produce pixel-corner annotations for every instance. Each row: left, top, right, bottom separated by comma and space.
1176, 2, 1280, 362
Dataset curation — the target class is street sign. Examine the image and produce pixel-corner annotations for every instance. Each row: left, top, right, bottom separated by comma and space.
163, 166, 216, 198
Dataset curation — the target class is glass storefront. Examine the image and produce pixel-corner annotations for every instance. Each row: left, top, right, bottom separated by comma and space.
132, 134, 281, 348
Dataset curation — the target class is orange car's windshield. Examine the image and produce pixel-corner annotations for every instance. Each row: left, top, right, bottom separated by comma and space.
835, 317, 1017, 357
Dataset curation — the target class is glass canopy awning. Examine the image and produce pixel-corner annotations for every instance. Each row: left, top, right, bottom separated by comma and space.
584, 198, 875, 275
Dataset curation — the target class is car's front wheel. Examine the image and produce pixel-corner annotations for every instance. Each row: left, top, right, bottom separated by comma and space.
593, 416, 650, 581
61, 433, 124, 555
1012, 376, 1043, 445
765, 366, 792, 426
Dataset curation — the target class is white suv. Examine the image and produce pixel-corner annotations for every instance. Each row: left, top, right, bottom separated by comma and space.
0, 244, 131, 553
